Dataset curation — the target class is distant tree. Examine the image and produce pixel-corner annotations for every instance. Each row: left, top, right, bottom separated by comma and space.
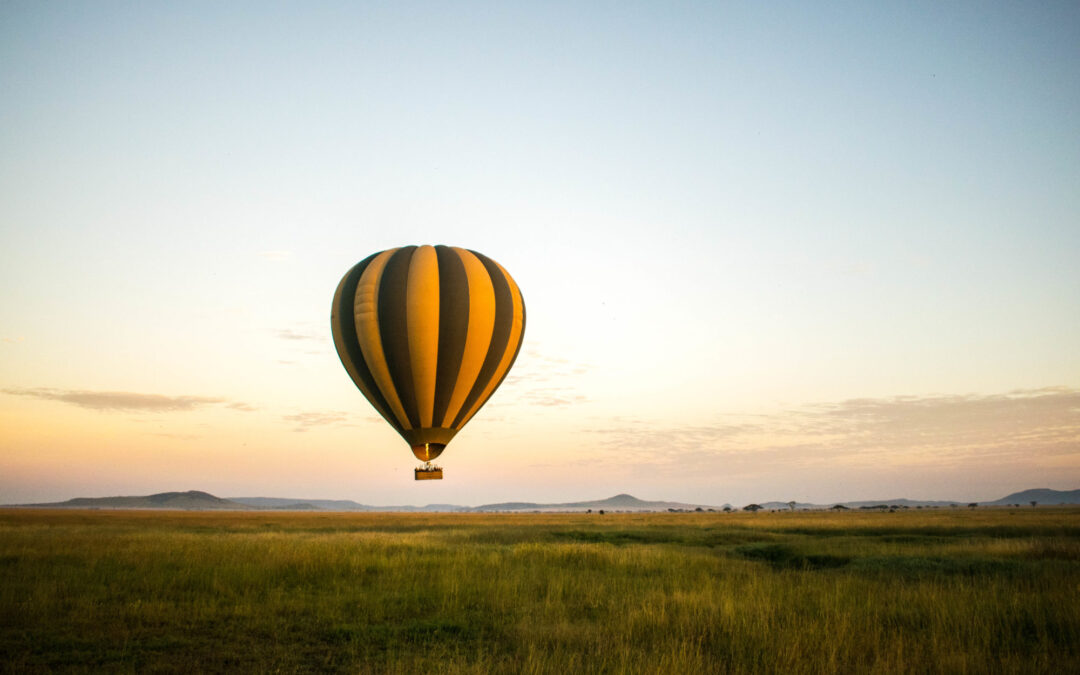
722, 506, 732, 513
598, 509, 605, 515
744, 504, 762, 513
586, 509, 592, 514
695, 507, 704, 512
1031, 501, 1037, 508
787, 501, 796, 511
831, 504, 848, 511
968, 503, 978, 509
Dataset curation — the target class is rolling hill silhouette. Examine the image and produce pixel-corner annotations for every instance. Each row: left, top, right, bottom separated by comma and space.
8, 488, 1079, 511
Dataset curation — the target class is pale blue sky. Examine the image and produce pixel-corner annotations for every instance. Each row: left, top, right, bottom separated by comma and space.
1, 1, 1078, 505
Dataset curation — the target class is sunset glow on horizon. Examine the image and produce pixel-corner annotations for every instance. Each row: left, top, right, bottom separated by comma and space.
2, 1, 1078, 506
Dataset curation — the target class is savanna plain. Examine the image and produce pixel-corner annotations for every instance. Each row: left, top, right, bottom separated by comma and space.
1, 507, 1078, 674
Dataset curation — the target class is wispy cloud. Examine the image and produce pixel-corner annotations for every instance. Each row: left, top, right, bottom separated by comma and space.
517, 388, 588, 407
282, 411, 351, 432
497, 348, 592, 408
504, 348, 592, 383
804, 387, 1080, 452
4, 388, 254, 413
276, 328, 321, 341
584, 388, 1080, 475
2, 336, 25, 344
275, 326, 330, 360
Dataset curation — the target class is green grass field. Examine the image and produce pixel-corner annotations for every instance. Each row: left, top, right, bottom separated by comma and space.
1, 508, 1078, 673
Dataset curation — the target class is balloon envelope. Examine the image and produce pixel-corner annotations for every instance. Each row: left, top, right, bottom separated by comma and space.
331, 245, 525, 462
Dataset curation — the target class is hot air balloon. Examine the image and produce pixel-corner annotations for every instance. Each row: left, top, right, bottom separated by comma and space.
331, 245, 525, 480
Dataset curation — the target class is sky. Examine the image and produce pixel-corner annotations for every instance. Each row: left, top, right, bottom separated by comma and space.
1, 1, 1078, 507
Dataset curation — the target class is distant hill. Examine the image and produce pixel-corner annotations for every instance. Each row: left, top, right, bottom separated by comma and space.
228, 497, 472, 512
985, 488, 1080, 505
758, 497, 1018, 510
834, 498, 959, 509
9, 489, 1078, 512
759, 501, 817, 511
230, 497, 372, 511
231, 495, 702, 513
472, 493, 719, 512
21, 490, 246, 510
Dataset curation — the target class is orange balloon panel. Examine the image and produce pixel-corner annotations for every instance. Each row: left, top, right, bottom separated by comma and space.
331, 245, 525, 463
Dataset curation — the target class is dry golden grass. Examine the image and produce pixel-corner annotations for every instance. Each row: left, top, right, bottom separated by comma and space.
1, 507, 1078, 673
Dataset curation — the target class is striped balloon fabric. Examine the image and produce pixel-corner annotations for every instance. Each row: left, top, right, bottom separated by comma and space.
331, 245, 526, 463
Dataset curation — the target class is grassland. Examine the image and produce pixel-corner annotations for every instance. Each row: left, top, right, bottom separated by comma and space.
1, 508, 1078, 673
